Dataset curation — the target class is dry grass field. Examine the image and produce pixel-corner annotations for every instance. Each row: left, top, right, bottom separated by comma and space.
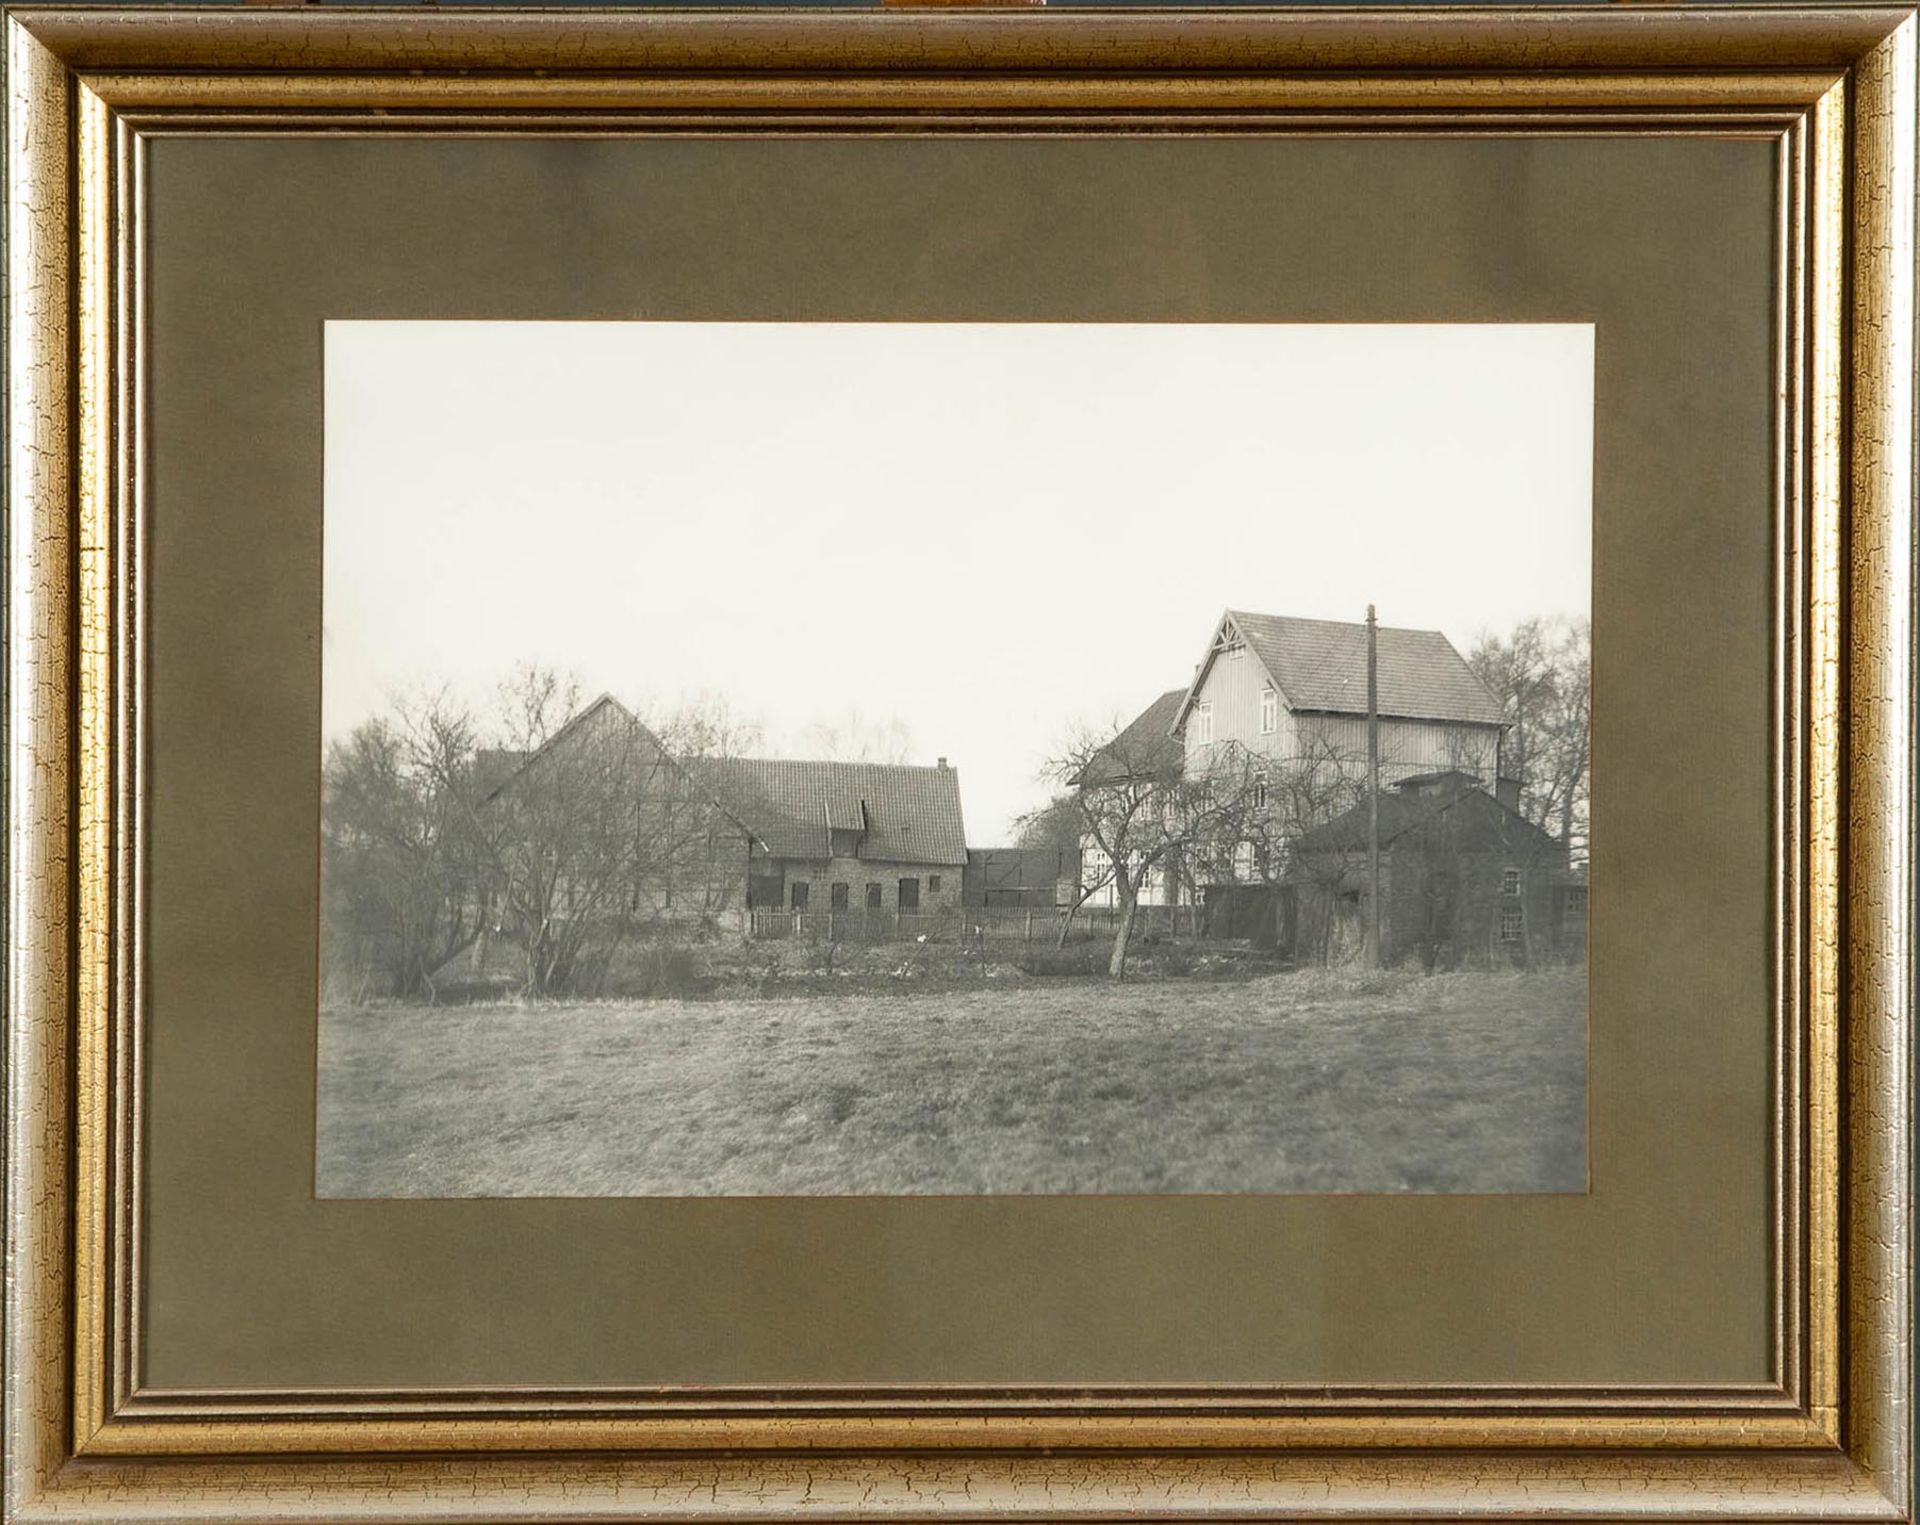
316, 966, 1586, 1197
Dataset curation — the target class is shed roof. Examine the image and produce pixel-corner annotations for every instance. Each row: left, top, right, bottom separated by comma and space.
1296, 775, 1560, 857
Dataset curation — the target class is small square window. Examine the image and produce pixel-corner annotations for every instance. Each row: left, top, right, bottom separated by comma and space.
1501, 867, 1524, 897
929, 874, 942, 893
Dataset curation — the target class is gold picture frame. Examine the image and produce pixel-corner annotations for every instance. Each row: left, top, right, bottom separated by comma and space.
3, 4, 1912, 1518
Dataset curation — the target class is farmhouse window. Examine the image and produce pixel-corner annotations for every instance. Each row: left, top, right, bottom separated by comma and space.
1260, 686, 1277, 734
1193, 702, 1214, 745
929, 874, 942, 892
866, 883, 883, 908
1499, 906, 1524, 943
1501, 867, 1524, 896
790, 881, 810, 911
1254, 779, 1269, 810
830, 883, 849, 910
898, 877, 921, 911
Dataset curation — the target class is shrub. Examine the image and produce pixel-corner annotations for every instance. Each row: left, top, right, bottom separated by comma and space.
1153, 943, 1198, 978
606, 942, 713, 999
1013, 944, 1107, 978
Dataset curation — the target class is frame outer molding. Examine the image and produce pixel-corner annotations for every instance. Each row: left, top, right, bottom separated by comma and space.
1846, 12, 1916, 1515
4, 13, 75, 1522
2, 6, 1917, 1521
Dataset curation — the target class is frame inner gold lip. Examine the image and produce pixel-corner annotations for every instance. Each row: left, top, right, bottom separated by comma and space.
6, 7, 1909, 1516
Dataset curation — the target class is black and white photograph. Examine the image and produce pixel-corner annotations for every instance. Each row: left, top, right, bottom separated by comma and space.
317, 320, 1593, 1198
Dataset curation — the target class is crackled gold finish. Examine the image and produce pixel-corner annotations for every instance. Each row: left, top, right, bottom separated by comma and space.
1842, 17, 1916, 1508
6, 14, 76, 1517
3, 7, 1913, 1522
1803, 74, 1849, 1448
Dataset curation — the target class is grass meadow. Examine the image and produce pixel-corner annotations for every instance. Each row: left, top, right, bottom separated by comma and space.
315, 966, 1586, 1197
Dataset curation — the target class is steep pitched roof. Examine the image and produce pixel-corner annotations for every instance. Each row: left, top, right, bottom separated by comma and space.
471, 747, 529, 798
475, 693, 646, 806
702, 757, 968, 867
1078, 689, 1188, 785
1181, 611, 1505, 729
475, 699, 968, 866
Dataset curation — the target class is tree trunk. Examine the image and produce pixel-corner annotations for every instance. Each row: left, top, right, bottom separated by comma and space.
1055, 892, 1091, 950
1108, 889, 1140, 978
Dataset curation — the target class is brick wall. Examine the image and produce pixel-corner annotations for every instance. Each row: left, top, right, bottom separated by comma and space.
777, 856, 965, 914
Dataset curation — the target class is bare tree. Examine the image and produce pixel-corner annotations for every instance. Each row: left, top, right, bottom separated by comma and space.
800, 708, 915, 764
320, 691, 481, 1001
1212, 732, 1370, 952
646, 695, 765, 924
456, 668, 738, 997
1010, 791, 1107, 947
1042, 723, 1269, 978
665, 691, 766, 762
1468, 615, 1591, 856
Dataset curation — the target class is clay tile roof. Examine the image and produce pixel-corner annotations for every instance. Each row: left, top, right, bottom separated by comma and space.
1078, 689, 1188, 785
702, 757, 968, 867
1226, 611, 1504, 726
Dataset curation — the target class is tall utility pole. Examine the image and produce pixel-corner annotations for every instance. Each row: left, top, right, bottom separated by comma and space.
1366, 604, 1382, 967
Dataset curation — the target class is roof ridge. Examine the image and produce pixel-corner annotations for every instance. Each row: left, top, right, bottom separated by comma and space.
720, 754, 951, 773
1227, 608, 1453, 639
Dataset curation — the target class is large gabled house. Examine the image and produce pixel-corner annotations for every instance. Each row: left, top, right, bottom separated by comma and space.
1076, 610, 1514, 912
1174, 609, 1508, 792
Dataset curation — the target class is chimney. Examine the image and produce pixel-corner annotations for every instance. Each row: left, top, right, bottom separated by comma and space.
1495, 775, 1522, 811
937, 756, 949, 770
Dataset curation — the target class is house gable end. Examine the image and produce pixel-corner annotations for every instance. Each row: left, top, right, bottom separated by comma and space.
1172, 611, 1297, 737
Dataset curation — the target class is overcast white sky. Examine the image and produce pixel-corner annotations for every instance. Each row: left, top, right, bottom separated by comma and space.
324, 321, 1592, 843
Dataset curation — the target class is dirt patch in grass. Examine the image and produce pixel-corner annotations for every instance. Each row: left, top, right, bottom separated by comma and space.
316, 967, 1587, 1197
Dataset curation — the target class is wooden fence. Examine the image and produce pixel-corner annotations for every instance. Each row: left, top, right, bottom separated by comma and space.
746, 905, 1201, 944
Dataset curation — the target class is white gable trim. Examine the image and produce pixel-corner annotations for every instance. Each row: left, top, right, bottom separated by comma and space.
1170, 610, 1296, 736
